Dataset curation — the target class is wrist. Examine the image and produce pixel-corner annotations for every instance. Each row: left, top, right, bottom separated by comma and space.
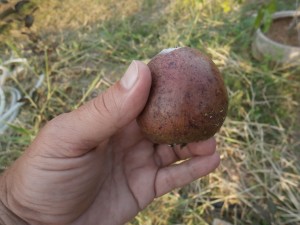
0, 173, 28, 225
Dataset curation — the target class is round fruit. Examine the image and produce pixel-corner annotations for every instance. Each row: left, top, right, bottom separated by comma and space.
137, 47, 228, 145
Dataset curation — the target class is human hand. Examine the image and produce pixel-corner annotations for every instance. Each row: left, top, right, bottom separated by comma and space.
0, 61, 220, 225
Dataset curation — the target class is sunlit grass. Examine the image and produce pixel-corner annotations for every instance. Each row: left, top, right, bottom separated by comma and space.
0, 0, 299, 224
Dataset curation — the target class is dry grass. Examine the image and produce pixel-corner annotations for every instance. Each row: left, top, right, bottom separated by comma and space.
0, 0, 299, 224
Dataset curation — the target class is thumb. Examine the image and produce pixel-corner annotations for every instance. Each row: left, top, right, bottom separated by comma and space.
37, 61, 152, 155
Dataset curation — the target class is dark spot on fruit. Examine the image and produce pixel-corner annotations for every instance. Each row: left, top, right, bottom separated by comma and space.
168, 61, 176, 68
185, 92, 192, 99
207, 77, 213, 84
215, 89, 221, 97
200, 86, 207, 94
188, 119, 200, 129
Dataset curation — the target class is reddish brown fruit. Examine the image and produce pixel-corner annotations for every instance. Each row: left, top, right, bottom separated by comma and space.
137, 47, 228, 144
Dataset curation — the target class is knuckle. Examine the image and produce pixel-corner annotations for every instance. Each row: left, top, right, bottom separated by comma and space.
205, 138, 217, 155
92, 90, 120, 119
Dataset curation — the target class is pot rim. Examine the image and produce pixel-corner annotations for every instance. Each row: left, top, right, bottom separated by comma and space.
256, 10, 300, 50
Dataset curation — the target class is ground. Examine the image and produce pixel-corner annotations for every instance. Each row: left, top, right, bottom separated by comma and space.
0, 0, 299, 224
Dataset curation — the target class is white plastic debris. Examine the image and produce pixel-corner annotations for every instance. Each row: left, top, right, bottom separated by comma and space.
0, 57, 44, 133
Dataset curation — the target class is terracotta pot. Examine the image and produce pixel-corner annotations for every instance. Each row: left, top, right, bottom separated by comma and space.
252, 11, 300, 65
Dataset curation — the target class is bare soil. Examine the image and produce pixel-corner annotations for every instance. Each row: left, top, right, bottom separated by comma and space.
266, 17, 300, 47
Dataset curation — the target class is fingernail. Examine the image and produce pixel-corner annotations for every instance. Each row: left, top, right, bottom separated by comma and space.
121, 60, 138, 90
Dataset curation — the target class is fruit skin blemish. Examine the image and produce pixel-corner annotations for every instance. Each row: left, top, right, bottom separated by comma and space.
137, 47, 228, 145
